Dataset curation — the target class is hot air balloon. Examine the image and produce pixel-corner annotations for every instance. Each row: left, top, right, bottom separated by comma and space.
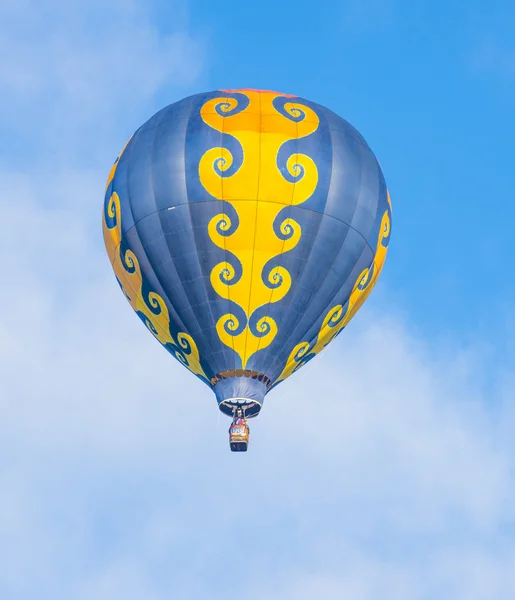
103, 89, 391, 451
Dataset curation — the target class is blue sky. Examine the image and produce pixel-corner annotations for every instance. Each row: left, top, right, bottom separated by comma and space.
1, 0, 515, 598
185, 0, 515, 341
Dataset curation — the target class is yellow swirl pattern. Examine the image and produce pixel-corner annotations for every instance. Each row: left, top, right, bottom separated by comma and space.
275, 193, 392, 384
102, 183, 209, 382
105, 136, 132, 192
199, 91, 319, 367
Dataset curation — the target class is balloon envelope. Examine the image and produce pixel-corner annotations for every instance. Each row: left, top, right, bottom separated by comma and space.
103, 89, 391, 417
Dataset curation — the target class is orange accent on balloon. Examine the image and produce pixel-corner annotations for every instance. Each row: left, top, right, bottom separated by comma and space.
219, 88, 297, 98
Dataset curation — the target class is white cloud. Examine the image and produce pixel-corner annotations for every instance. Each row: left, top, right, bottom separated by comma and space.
0, 0, 204, 101
0, 0, 206, 164
3, 202, 515, 598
